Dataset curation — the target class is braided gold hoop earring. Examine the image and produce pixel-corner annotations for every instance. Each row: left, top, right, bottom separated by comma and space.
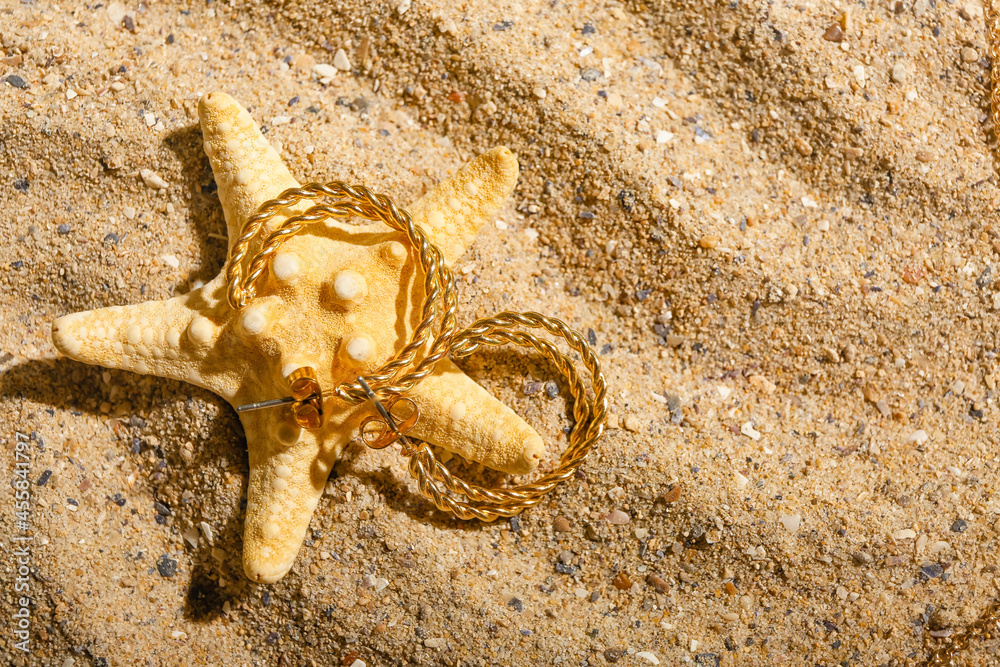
231, 183, 607, 521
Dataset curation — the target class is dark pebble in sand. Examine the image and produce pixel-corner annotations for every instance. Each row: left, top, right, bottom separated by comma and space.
156, 554, 177, 577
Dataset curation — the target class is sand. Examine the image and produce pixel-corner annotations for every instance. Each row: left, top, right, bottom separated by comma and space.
3, 0, 1000, 665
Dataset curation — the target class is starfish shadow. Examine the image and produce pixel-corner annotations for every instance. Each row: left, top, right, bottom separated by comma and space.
1, 357, 107, 417
178, 430, 249, 623
0, 356, 250, 623
163, 123, 230, 292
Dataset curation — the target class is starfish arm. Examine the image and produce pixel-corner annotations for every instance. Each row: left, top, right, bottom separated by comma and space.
241, 413, 345, 583
198, 92, 303, 243
406, 147, 519, 266
405, 358, 544, 475
50, 280, 237, 398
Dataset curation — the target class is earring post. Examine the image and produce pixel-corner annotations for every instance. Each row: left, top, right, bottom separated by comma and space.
357, 376, 414, 448
236, 396, 297, 413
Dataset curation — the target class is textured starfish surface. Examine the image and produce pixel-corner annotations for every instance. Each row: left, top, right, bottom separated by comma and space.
50, 91, 544, 583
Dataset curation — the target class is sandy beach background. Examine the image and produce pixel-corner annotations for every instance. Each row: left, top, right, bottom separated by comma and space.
4, 0, 1000, 664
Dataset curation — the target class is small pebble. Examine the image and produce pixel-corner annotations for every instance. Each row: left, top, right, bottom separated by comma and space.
612, 572, 632, 590
553, 516, 571, 532
313, 63, 339, 80
156, 554, 177, 577
544, 381, 559, 399
646, 573, 670, 593
740, 422, 761, 440
607, 510, 631, 525
333, 49, 352, 71
780, 514, 801, 532
663, 485, 682, 503
140, 169, 168, 190
823, 24, 844, 42
624, 415, 643, 432
929, 540, 950, 555
951, 519, 968, 533
921, 563, 944, 579
890, 62, 907, 84
182, 525, 199, 548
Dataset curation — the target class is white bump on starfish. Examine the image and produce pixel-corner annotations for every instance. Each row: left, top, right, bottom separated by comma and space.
239, 304, 270, 336
187, 315, 215, 346
344, 333, 375, 363
165, 327, 181, 348
275, 422, 300, 446
271, 252, 300, 284
332, 269, 367, 302
280, 359, 309, 378
382, 241, 407, 263
51, 91, 538, 583
125, 324, 141, 345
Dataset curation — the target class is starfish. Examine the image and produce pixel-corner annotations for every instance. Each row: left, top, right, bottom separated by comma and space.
50, 92, 544, 583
